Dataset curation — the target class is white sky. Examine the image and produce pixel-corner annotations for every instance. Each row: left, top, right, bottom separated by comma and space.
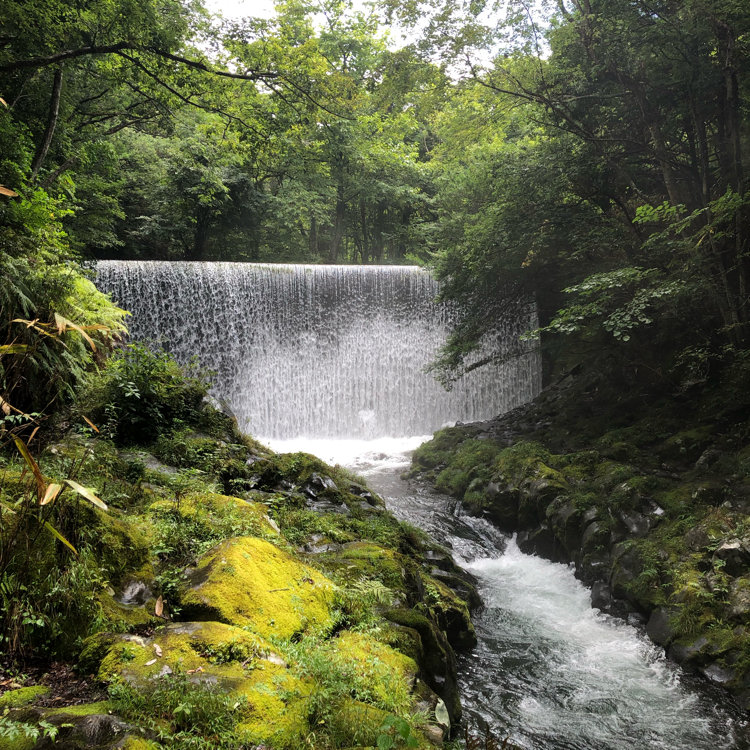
204, 0, 378, 21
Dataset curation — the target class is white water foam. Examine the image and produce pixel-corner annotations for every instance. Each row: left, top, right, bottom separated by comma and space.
96, 261, 540, 438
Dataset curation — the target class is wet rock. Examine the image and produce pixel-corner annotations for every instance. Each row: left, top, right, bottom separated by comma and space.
617, 510, 651, 538
701, 663, 735, 685
728, 578, 750, 619
384, 608, 462, 726
668, 636, 710, 663
645, 608, 676, 646
117, 581, 152, 607
610, 543, 642, 600
423, 549, 455, 573
590, 581, 612, 610
348, 481, 378, 505
304, 496, 350, 515
714, 539, 750, 577
303, 533, 342, 554
517, 525, 564, 562
304, 473, 338, 497
694, 448, 724, 470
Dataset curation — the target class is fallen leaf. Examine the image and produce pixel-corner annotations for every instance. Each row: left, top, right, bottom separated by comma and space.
153, 643, 162, 657
145, 658, 157, 666
155, 595, 164, 617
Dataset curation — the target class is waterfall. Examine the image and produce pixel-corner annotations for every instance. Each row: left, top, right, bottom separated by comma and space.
96, 261, 541, 439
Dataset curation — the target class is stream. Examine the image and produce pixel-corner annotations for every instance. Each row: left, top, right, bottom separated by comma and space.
268, 436, 750, 750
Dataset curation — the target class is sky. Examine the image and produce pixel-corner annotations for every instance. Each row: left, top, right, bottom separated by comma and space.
204, 0, 277, 19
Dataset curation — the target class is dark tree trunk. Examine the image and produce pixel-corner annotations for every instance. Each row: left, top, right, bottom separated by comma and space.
30, 66, 64, 181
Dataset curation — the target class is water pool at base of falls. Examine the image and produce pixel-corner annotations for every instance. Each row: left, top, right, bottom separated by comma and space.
265, 436, 750, 750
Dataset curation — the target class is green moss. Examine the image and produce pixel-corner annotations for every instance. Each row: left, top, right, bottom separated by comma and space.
98, 621, 280, 686
331, 631, 418, 708
236, 670, 310, 750
419, 575, 476, 650
45, 701, 112, 717
180, 537, 335, 640
320, 541, 406, 590
411, 426, 475, 472
433, 439, 502, 498
0, 686, 49, 709
119, 738, 161, 750
97, 591, 158, 633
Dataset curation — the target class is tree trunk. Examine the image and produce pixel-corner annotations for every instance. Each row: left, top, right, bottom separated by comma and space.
328, 180, 345, 263
30, 66, 64, 181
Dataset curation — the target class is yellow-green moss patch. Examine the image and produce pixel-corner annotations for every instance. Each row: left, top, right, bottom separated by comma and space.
149, 492, 278, 538
98, 621, 279, 687
180, 537, 335, 640
329, 631, 418, 712
0, 686, 49, 709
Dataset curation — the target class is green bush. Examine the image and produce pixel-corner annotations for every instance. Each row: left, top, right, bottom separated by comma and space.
109, 671, 246, 749
78, 344, 210, 444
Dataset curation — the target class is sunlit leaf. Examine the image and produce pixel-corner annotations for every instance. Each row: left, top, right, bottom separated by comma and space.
0, 344, 28, 354
82, 416, 100, 433
43, 520, 78, 556
40, 483, 62, 506
0, 97, 7, 107
14, 437, 45, 501
54, 313, 97, 350
63, 479, 108, 510
0, 186, 18, 197
155, 596, 164, 617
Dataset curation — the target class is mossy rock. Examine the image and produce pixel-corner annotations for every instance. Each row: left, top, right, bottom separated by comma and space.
384, 608, 461, 724
420, 575, 476, 651
98, 621, 283, 687
96, 591, 159, 634
0, 686, 49, 709
330, 631, 418, 707
659, 426, 715, 464
318, 541, 407, 592
148, 491, 279, 538
180, 536, 335, 640
0, 702, 127, 750
79, 505, 152, 587
97, 622, 310, 749
235, 672, 310, 749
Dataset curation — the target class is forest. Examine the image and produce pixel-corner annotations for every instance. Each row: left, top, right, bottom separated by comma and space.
1, 0, 749, 748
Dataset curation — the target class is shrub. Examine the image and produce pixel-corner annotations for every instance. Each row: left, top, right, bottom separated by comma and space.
78, 344, 210, 444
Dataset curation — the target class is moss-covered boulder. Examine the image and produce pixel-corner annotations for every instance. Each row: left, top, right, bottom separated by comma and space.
180, 536, 335, 639
97, 621, 284, 688
384, 608, 461, 725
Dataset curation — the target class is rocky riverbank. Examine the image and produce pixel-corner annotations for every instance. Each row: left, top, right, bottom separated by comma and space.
0, 396, 476, 749
409, 366, 750, 713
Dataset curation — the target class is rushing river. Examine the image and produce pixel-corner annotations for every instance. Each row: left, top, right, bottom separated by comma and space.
268, 436, 750, 750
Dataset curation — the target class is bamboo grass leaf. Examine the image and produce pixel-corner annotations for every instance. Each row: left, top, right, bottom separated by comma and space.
63, 479, 108, 510
40, 482, 62, 506
13, 437, 45, 501
43, 520, 78, 556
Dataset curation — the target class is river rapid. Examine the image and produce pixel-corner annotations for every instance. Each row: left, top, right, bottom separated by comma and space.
267, 436, 750, 750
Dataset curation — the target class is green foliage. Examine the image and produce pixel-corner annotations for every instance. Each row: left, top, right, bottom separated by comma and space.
78, 344, 210, 444
109, 671, 247, 749
0, 189, 127, 415
0, 714, 60, 746
377, 715, 420, 749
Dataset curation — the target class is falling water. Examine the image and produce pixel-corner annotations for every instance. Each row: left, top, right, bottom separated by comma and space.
96, 261, 541, 438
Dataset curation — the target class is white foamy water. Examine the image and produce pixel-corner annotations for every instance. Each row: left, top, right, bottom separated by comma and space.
96, 261, 540, 438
